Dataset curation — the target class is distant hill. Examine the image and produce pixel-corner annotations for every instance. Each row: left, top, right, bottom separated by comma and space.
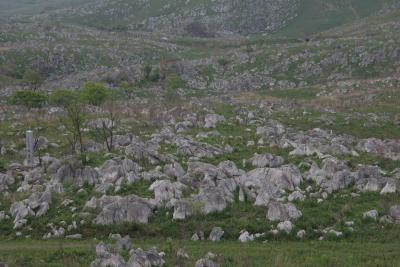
59, 0, 391, 36
0, 0, 95, 17
1, 0, 396, 37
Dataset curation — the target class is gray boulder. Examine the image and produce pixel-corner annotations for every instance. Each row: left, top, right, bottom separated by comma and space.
91, 242, 126, 267
117, 235, 133, 251
23, 167, 43, 183
208, 227, 224, 241
277, 220, 293, 233
87, 195, 155, 224
204, 114, 225, 129
256, 120, 286, 139
363, 210, 378, 220
149, 180, 186, 206
380, 179, 397, 194
288, 191, 305, 202
195, 253, 219, 267
238, 165, 303, 204
127, 247, 165, 267
267, 202, 302, 221
389, 205, 400, 221
174, 136, 223, 158
125, 141, 167, 164
0, 172, 14, 192
163, 162, 185, 179
248, 153, 284, 168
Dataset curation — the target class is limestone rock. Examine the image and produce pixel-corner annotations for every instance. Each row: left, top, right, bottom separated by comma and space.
208, 227, 224, 241
267, 202, 302, 221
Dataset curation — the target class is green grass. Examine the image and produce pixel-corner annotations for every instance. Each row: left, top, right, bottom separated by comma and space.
0, 239, 399, 267
107, 180, 154, 198
272, 0, 384, 38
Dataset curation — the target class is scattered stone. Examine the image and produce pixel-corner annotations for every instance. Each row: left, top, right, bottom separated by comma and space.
176, 248, 190, 259
389, 205, 400, 221
363, 210, 378, 220
248, 153, 284, 168
116, 235, 133, 251
277, 221, 293, 233
267, 202, 302, 221
195, 252, 219, 267
86, 195, 155, 224
297, 230, 306, 239
288, 191, 305, 202
238, 231, 254, 242
208, 227, 224, 242
204, 114, 225, 129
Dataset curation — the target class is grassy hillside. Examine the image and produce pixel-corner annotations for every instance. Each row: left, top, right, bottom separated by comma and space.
272, 0, 385, 38
0, 0, 94, 17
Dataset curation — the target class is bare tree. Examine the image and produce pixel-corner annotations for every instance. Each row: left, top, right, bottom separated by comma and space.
62, 101, 86, 164
94, 100, 120, 152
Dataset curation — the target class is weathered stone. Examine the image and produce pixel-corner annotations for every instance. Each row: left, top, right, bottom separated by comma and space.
127, 247, 165, 267
163, 162, 185, 179
267, 202, 302, 221
288, 191, 305, 202
238, 231, 254, 242
248, 153, 284, 168
195, 252, 219, 267
150, 180, 186, 206
389, 205, 400, 221
204, 114, 225, 129
297, 230, 306, 239
208, 227, 224, 241
277, 220, 293, 233
87, 195, 155, 224
363, 210, 378, 220
117, 235, 133, 251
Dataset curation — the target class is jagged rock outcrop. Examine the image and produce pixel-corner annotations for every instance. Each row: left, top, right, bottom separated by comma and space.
267, 202, 302, 221
86, 195, 156, 224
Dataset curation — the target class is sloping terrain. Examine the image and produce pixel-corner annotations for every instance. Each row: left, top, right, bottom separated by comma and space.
0, 1, 399, 267
0, 0, 95, 17
61, 0, 299, 34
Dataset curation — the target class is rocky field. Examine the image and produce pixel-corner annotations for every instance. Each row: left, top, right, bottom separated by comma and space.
0, 1, 399, 267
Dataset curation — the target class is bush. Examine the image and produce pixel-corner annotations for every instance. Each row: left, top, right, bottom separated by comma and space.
165, 74, 185, 91
184, 21, 214, 37
218, 58, 230, 67
144, 65, 152, 80
9, 90, 48, 108
23, 69, 43, 90
49, 90, 78, 107
79, 82, 109, 106
164, 74, 185, 102
149, 72, 160, 82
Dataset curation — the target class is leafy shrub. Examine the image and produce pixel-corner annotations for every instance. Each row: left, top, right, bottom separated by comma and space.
149, 72, 160, 82
23, 69, 43, 90
165, 74, 185, 102
217, 58, 230, 67
79, 82, 109, 106
165, 74, 185, 91
184, 21, 215, 37
144, 65, 152, 80
9, 90, 48, 108
49, 89, 78, 107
